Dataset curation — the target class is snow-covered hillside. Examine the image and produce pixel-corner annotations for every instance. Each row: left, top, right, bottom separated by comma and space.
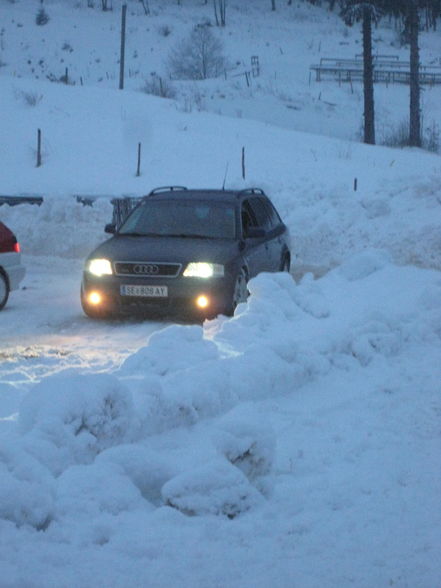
0, 1, 440, 587
2, 75, 441, 270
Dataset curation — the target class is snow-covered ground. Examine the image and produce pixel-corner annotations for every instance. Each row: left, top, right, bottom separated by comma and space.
1, 1, 441, 586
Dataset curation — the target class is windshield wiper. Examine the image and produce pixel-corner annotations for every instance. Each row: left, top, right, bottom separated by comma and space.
119, 232, 162, 237
164, 233, 213, 239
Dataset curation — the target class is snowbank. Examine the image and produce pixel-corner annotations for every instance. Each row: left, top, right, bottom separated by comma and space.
1, 253, 440, 585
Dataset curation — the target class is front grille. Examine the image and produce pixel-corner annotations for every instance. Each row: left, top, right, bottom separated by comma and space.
114, 261, 181, 278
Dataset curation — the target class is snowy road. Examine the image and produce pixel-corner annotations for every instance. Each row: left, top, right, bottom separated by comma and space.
0, 255, 168, 414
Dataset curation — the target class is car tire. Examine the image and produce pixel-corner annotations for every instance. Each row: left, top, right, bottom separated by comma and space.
0, 271, 10, 311
227, 268, 248, 315
280, 254, 291, 273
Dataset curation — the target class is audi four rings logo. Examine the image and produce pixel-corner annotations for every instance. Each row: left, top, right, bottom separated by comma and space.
133, 264, 160, 275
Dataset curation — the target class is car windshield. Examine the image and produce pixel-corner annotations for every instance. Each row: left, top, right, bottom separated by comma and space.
118, 200, 237, 239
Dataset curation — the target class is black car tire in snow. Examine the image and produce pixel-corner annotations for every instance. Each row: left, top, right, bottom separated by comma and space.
280, 254, 290, 273
0, 272, 10, 310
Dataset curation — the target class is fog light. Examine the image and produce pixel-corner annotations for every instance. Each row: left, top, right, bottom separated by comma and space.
88, 291, 102, 305
195, 295, 209, 309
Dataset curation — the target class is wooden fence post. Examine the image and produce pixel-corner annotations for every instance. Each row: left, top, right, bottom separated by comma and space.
119, 4, 127, 90
36, 129, 42, 167
136, 142, 141, 177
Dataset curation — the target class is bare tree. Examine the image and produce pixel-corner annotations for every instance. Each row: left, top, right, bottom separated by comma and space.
139, 0, 150, 15
340, 1, 377, 144
213, 0, 227, 26
167, 25, 227, 80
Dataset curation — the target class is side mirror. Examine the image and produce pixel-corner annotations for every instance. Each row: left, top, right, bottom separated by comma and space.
245, 226, 265, 239
105, 223, 116, 234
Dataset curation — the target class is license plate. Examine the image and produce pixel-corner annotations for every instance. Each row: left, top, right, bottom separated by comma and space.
120, 285, 168, 297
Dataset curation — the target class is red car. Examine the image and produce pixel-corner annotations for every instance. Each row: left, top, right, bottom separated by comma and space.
0, 221, 25, 310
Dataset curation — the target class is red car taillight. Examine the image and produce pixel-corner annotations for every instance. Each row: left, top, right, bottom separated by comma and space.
0, 222, 20, 253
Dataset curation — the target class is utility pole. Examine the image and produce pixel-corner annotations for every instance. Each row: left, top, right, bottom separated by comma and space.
119, 4, 127, 90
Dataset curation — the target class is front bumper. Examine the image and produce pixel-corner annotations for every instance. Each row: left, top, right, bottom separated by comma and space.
81, 272, 234, 317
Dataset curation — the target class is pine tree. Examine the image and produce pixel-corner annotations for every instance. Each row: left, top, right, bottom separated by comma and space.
340, 1, 379, 145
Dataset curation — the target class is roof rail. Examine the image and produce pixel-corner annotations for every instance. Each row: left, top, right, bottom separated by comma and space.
237, 188, 265, 196
148, 186, 188, 196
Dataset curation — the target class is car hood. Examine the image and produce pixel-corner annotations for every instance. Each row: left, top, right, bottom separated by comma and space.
88, 235, 240, 265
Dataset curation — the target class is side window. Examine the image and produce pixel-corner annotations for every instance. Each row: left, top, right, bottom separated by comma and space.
260, 197, 282, 229
241, 200, 258, 234
248, 197, 271, 229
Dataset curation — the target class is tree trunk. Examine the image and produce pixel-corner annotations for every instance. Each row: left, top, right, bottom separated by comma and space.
362, 6, 375, 145
409, 1, 421, 147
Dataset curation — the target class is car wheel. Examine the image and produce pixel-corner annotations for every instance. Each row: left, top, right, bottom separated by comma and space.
280, 254, 290, 273
0, 271, 10, 311
228, 268, 248, 315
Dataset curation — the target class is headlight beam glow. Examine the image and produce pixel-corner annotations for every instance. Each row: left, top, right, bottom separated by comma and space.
87, 258, 113, 277
183, 262, 224, 278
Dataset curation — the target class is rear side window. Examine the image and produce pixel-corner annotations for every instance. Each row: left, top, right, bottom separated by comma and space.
259, 197, 282, 229
247, 197, 272, 229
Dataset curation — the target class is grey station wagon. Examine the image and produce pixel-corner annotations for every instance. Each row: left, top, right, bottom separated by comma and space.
81, 187, 291, 319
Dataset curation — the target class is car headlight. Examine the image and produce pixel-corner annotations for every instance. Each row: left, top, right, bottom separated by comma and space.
87, 258, 113, 276
183, 262, 224, 278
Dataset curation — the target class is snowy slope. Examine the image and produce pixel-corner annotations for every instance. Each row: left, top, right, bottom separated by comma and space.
1, 74, 441, 271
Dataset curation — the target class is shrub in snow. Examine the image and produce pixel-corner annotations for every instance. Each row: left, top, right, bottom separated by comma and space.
167, 25, 227, 80
18, 373, 134, 474
16, 90, 43, 107
157, 24, 172, 37
161, 460, 263, 518
381, 118, 440, 153
35, 8, 50, 25
423, 120, 440, 153
142, 75, 176, 99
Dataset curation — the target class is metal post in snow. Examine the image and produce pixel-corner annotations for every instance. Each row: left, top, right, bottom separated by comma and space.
36, 129, 42, 167
136, 143, 141, 177
119, 4, 127, 90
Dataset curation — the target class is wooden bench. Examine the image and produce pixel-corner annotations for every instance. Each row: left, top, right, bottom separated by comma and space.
310, 56, 441, 85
